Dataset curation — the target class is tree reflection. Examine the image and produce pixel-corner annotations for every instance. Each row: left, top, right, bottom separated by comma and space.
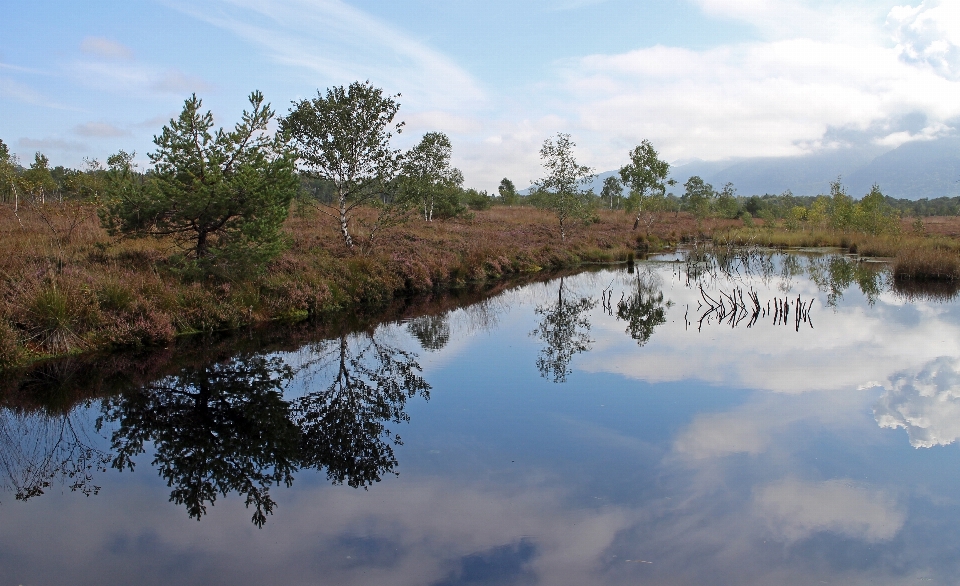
295, 333, 431, 488
407, 314, 450, 351
532, 277, 597, 383
1, 358, 115, 503
616, 271, 671, 346
1, 408, 108, 502
99, 354, 300, 527
807, 256, 886, 306
94, 328, 431, 526
680, 245, 888, 307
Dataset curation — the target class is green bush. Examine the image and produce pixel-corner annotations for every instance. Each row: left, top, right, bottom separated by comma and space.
24, 282, 100, 354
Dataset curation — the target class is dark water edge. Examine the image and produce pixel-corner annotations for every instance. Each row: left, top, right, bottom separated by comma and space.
0, 266, 600, 413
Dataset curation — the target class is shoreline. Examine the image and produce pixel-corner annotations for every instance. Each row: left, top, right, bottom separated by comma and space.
2, 204, 959, 370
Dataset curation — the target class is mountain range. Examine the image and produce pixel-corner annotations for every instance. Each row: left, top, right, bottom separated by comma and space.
577, 136, 960, 201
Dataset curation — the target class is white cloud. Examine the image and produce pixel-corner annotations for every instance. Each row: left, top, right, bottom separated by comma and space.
577, 264, 960, 395
74, 122, 129, 138
171, 0, 484, 113
0, 76, 76, 110
144, 0, 960, 193
0, 475, 636, 586
875, 355, 960, 448
70, 61, 212, 97
754, 479, 906, 542
889, 0, 960, 80
675, 411, 770, 458
403, 111, 483, 135
79, 37, 134, 60
151, 69, 213, 94
556, 35, 960, 169
694, 0, 886, 43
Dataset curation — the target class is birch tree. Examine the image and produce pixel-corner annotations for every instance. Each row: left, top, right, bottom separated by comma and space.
400, 132, 463, 222
619, 140, 671, 230
282, 81, 404, 250
534, 133, 594, 241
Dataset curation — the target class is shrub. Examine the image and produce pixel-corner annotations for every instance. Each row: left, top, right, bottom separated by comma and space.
23, 281, 100, 354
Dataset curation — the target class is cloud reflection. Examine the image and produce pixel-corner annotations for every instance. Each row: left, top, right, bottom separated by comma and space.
876, 355, 960, 448
754, 479, 905, 543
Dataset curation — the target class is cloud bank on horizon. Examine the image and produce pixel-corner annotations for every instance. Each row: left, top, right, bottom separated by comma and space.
2, 0, 959, 191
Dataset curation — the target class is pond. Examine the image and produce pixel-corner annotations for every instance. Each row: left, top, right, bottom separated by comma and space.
3, 247, 960, 585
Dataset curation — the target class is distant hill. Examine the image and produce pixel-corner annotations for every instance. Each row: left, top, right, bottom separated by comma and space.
845, 137, 960, 199
565, 137, 960, 201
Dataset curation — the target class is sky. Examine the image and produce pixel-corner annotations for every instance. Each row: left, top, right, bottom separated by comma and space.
2, 0, 960, 191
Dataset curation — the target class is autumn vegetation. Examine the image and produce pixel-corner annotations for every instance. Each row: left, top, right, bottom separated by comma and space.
2, 82, 959, 369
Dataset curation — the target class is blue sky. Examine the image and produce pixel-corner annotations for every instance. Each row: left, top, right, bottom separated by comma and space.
2, 0, 959, 191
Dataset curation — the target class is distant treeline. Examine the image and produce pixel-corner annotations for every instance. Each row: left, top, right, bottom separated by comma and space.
729, 192, 960, 220
0, 143, 496, 219
2, 139, 955, 222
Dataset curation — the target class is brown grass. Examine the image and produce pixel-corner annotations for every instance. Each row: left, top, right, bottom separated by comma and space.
3, 202, 959, 369
0, 203, 703, 368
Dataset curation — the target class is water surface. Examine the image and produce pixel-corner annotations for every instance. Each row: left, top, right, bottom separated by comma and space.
3, 249, 960, 585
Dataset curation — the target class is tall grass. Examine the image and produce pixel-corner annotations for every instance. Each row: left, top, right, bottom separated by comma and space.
718, 225, 960, 281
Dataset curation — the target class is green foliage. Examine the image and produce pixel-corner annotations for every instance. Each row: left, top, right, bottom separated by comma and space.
497, 177, 519, 205
0, 138, 19, 204
912, 216, 925, 235
600, 175, 624, 209
461, 188, 492, 211
785, 206, 807, 230
398, 132, 463, 221
829, 179, 855, 230
534, 133, 595, 241
21, 153, 58, 203
25, 282, 99, 354
853, 184, 900, 235
715, 182, 739, 219
283, 81, 404, 250
682, 175, 715, 220
807, 196, 830, 228
101, 92, 298, 277
60, 159, 106, 202
619, 140, 671, 228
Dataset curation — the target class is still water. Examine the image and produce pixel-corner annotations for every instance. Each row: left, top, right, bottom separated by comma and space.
4, 248, 960, 585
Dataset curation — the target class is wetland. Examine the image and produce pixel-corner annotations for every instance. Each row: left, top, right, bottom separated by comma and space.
4, 247, 960, 585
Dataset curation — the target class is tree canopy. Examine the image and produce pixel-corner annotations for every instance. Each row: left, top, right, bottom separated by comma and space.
101, 91, 298, 275
683, 175, 715, 220
619, 140, 671, 230
534, 133, 595, 241
282, 81, 404, 250
399, 132, 464, 221
498, 177, 519, 205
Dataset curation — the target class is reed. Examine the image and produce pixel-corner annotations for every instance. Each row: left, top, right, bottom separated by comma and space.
893, 245, 960, 281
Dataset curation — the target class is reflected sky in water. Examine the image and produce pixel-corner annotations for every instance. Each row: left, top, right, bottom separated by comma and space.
4, 250, 960, 585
